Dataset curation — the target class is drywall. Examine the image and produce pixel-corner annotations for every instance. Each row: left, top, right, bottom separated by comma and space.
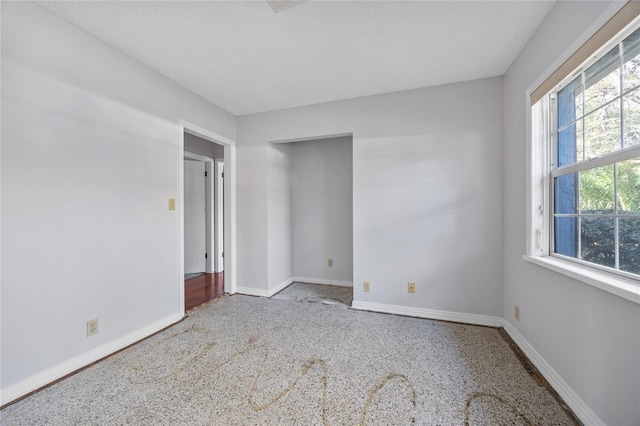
237, 76, 504, 315
0, 2, 235, 402
184, 159, 206, 274
267, 143, 293, 291
185, 132, 224, 159
503, 1, 640, 424
290, 136, 353, 284
234, 121, 268, 294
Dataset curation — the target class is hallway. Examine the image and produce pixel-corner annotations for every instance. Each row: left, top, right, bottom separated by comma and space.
185, 272, 224, 311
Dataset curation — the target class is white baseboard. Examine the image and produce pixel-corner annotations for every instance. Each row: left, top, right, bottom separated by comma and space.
351, 301, 503, 327
236, 287, 270, 297
238, 277, 351, 299
0, 313, 183, 407
502, 321, 604, 426
268, 277, 294, 297
352, 302, 603, 424
292, 276, 353, 287
236, 278, 352, 299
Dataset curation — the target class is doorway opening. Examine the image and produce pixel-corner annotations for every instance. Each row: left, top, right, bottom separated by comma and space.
183, 149, 224, 310
271, 134, 354, 302
179, 120, 236, 314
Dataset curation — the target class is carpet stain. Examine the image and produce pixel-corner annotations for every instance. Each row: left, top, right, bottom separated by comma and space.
359, 373, 417, 426
174, 336, 262, 384
248, 355, 328, 426
1, 294, 578, 425
129, 331, 331, 424
128, 324, 210, 384
129, 333, 263, 386
123, 311, 555, 426
127, 330, 423, 425
464, 392, 533, 426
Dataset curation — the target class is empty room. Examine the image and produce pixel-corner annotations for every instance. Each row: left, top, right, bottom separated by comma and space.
1, 1, 639, 425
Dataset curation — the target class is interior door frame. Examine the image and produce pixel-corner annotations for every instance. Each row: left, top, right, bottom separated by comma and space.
184, 151, 214, 274
178, 120, 237, 317
214, 158, 225, 273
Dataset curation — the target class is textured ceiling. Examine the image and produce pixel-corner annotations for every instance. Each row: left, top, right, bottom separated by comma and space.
37, 1, 555, 116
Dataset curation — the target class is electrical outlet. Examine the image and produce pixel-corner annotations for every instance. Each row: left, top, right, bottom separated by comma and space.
408, 282, 416, 293
168, 198, 176, 211
87, 319, 99, 337
363, 281, 370, 292
515, 305, 520, 321
328, 258, 333, 267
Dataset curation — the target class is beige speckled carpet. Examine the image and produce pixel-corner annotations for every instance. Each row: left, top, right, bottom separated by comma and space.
272, 282, 353, 306
2, 284, 576, 425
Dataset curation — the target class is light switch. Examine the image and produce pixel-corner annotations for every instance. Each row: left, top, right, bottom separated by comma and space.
168, 198, 176, 210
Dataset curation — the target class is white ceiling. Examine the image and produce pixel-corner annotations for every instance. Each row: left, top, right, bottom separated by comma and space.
37, 0, 555, 116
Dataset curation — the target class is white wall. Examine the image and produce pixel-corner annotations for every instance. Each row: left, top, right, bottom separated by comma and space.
183, 159, 206, 274
0, 2, 235, 402
237, 76, 504, 315
235, 124, 269, 293
503, 2, 640, 425
290, 136, 353, 284
267, 143, 292, 290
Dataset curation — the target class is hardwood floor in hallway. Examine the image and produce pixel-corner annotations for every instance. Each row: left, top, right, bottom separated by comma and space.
185, 272, 224, 311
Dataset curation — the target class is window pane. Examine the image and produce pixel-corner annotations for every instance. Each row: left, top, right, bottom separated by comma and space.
623, 89, 640, 148
554, 216, 578, 258
552, 26, 640, 278
558, 77, 583, 127
579, 164, 615, 213
580, 217, 615, 268
617, 159, 640, 214
619, 217, 640, 275
584, 47, 620, 114
554, 174, 577, 214
558, 120, 583, 166
584, 102, 621, 158
577, 119, 584, 161
623, 28, 640, 92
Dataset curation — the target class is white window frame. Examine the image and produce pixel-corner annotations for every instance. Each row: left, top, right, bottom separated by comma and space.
525, 14, 640, 305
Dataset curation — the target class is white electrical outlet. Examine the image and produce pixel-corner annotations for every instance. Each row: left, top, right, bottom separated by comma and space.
87, 319, 99, 337
364, 281, 371, 292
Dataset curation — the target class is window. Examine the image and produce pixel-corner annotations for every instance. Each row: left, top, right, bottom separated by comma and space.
549, 24, 640, 280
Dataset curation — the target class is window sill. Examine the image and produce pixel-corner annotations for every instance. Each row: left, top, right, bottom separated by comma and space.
523, 255, 640, 305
